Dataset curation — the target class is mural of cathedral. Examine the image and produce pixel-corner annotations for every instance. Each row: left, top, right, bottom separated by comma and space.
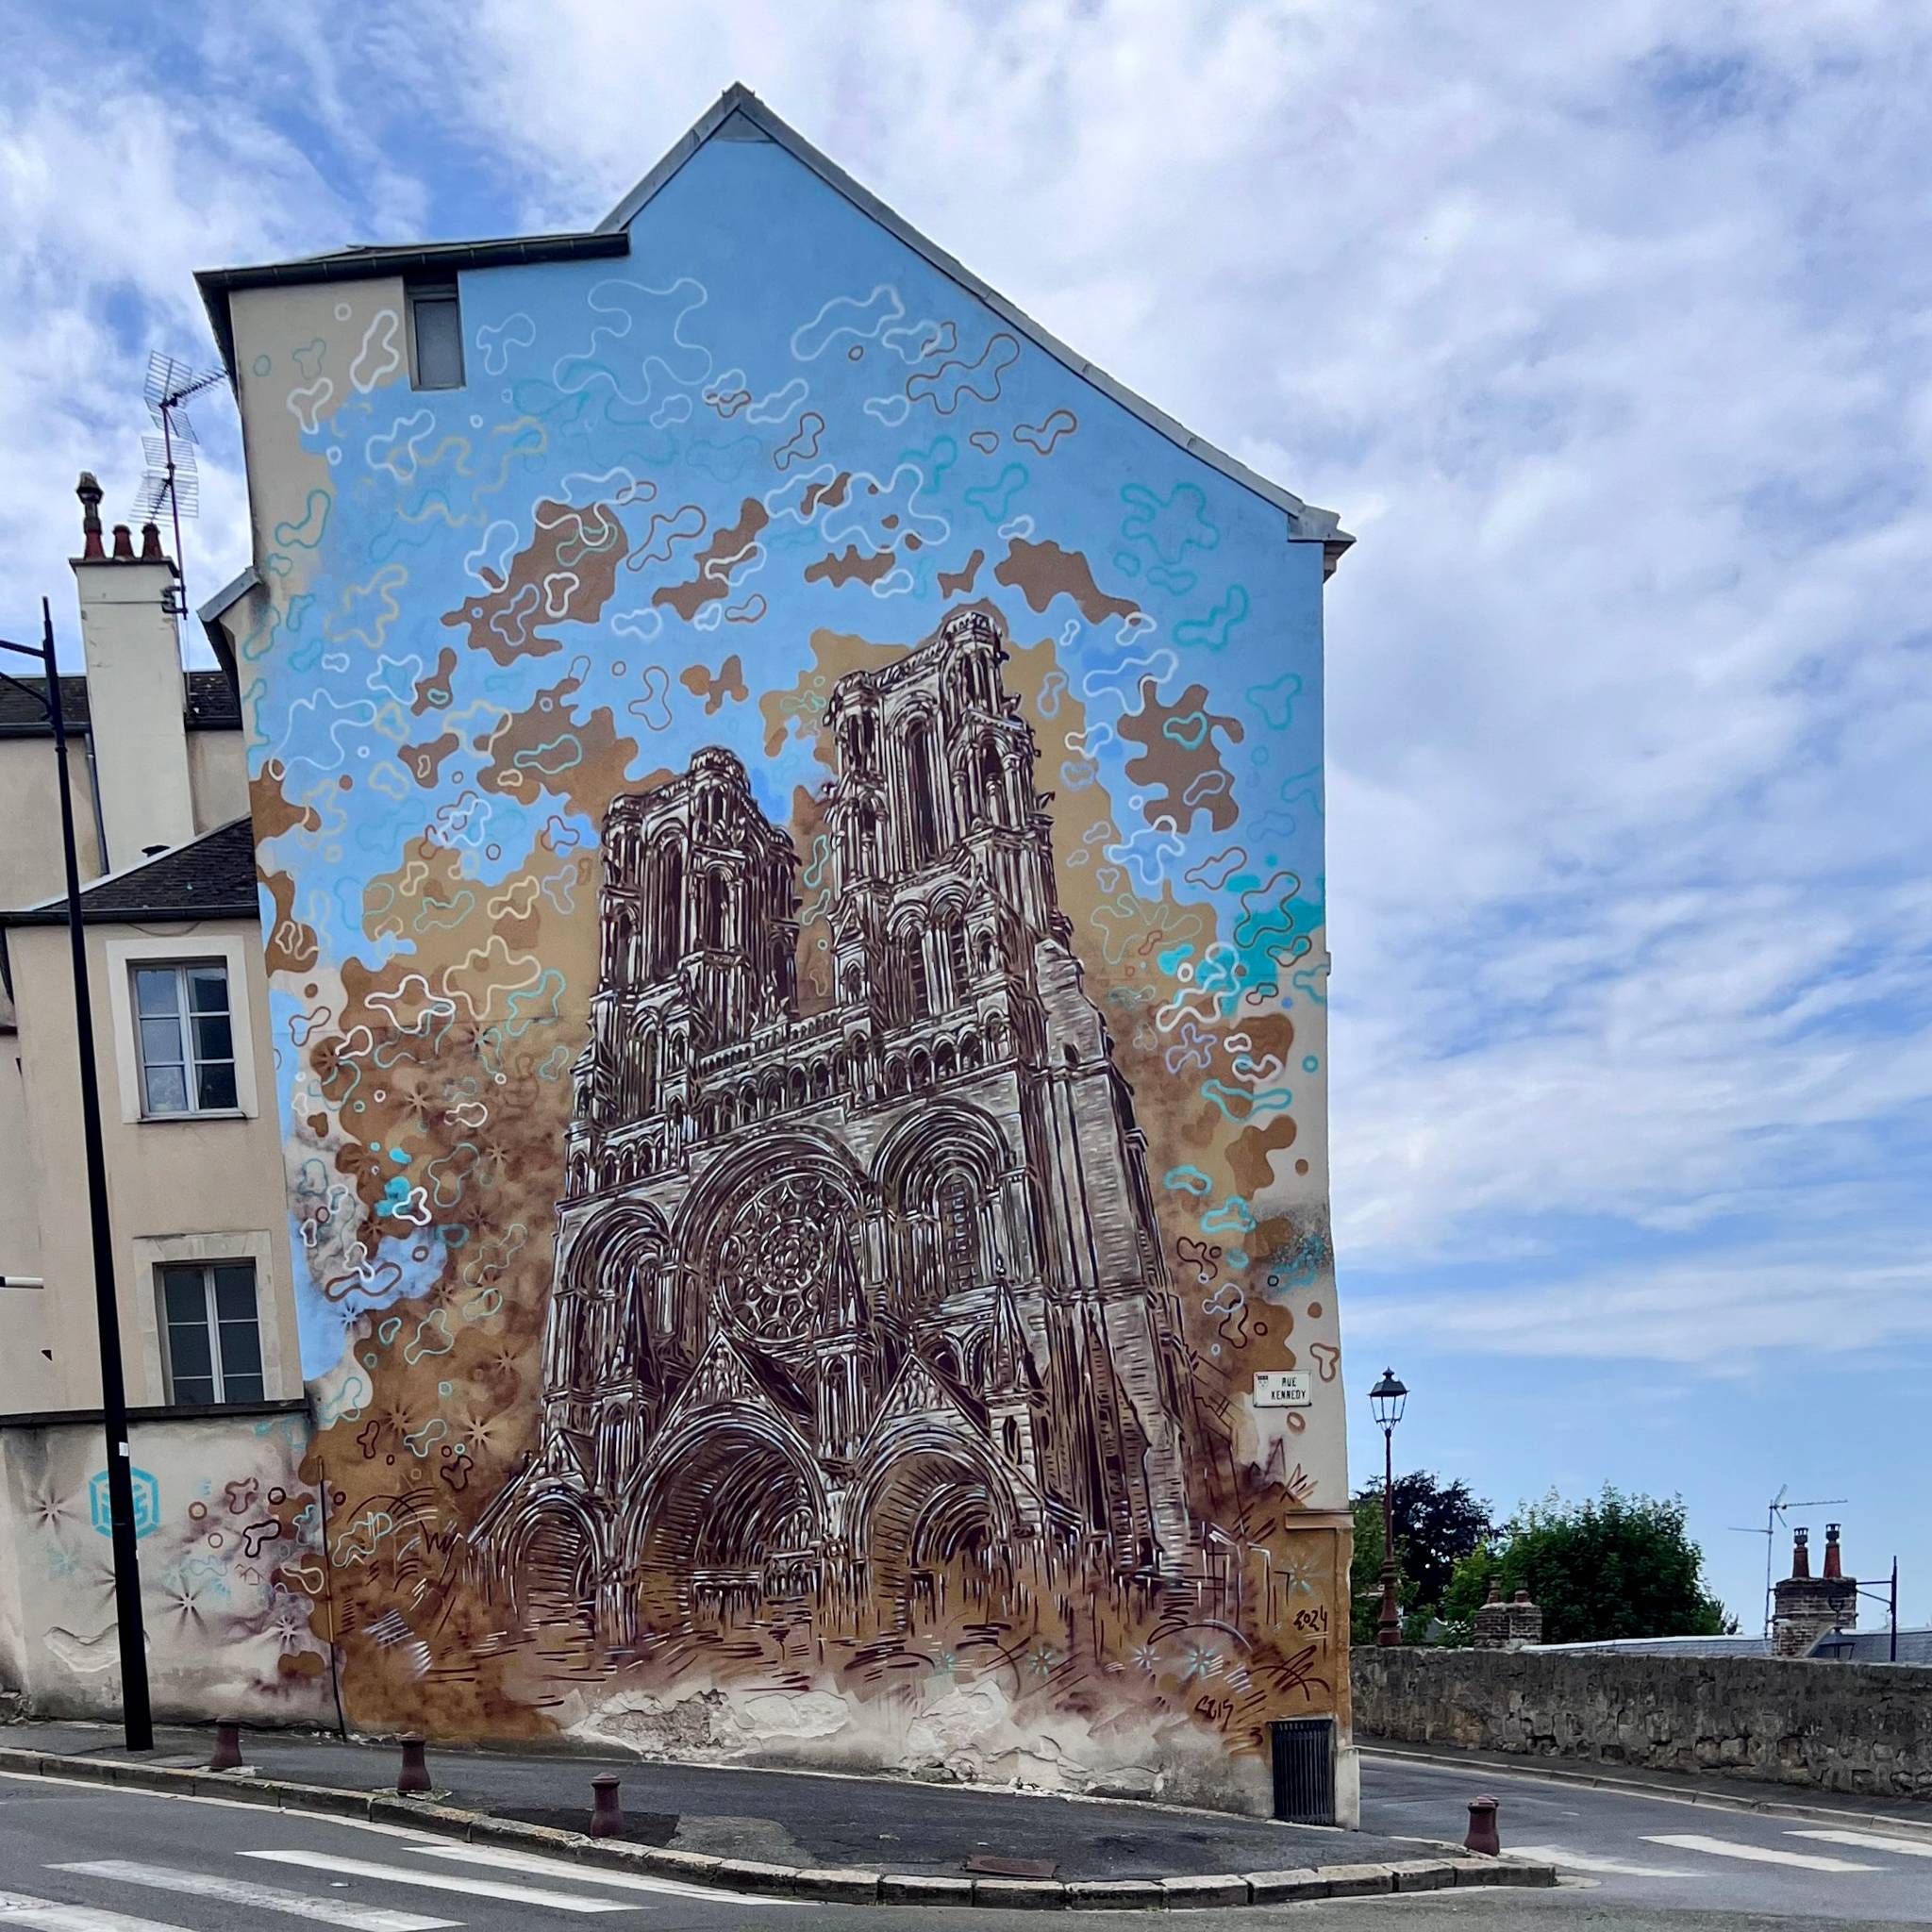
203, 86, 1355, 1816
474, 610, 1217, 1642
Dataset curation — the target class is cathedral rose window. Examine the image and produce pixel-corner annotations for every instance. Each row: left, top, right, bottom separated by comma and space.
714, 1172, 854, 1346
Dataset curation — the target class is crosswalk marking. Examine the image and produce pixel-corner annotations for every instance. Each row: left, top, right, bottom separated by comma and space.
1644, 1833, 1881, 1873
1509, 1842, 1704, 1877
0, 1891, 194, 1932
241, 1850, 639, 1913
1789, 1827, 1932, 1859
55, 1860, 458, 1930
408, 1840, 787, 1904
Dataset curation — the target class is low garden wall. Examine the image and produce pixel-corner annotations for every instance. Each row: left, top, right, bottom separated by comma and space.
1352, 1646, 1932, 1801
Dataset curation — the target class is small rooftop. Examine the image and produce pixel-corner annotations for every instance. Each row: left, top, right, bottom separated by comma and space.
0, 668, 240, 739
1533, 1634, 1775, 1659
3, 817, 257, 927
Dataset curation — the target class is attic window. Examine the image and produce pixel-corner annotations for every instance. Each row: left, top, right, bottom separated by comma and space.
407, 275, 465, 390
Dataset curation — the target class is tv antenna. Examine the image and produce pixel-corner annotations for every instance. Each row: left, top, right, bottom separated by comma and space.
1727, 1485, 1848, 1638
133, 351, 225, 618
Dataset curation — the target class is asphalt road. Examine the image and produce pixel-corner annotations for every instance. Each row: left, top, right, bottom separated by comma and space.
1360, 1751, 1932, 1924
2, 1759, 1924, 1929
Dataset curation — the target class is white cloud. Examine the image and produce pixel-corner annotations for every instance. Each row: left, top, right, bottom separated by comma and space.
4, 4, 1927, 1474
0, 29, 369, 651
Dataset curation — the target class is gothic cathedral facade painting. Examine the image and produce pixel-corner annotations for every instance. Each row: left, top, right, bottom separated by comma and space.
207, 89, 1355, 1817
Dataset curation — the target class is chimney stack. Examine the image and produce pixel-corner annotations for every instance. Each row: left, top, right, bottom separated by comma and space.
76, 473, 105, 559
1774, 1524, 1857, 1657
69, 473, 194, 872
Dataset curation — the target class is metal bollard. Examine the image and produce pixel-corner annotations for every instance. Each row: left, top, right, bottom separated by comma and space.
1465, 1794, 1501, 1857
590, 1773, 624, 1839
397, 1734, 431, 1795
208, 1722, 243, 1774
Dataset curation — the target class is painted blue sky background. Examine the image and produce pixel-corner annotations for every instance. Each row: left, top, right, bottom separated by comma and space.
6, 1, 1927, 1629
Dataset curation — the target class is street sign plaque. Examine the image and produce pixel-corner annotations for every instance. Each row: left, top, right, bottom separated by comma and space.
1254, 1370, 1313, 1408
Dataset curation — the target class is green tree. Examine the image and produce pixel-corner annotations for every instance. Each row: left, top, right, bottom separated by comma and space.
1441, 1486, 1730, 1644
1349, 1479, 1481, 1644
1350, 1471, 1492, 1607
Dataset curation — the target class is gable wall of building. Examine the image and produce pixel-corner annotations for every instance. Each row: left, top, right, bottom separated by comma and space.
222, 125, 1345, 1814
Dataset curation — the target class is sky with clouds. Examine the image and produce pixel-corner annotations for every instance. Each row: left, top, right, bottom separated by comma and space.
6, 0, 1926, 1627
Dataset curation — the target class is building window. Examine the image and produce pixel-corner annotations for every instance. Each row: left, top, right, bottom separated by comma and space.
158, 1260, 264, 1405
133, 962, 236, 1115
407, 275, 465, 390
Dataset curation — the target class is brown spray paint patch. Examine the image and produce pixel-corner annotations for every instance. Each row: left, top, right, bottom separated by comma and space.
994, 539, 1140, 625
473, 668, 643, 813
252, 760, 322, 841
804, 544, 897, 588
1120, 678, 1246, 834
678, 655, 749, 715
939, 548, 985, 596
653, 498, 769, 621
441, 501, 628, 665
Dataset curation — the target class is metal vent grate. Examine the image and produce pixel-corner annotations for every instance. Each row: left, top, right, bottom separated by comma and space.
1270, 1715, 1335, 1824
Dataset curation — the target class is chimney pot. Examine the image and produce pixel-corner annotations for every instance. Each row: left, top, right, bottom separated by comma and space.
140, 521, 164, 562
1791, 1525, 1810, 1580
76, 473, 105, 559
1485, 1579, 1502, 1605
1824, 1523, 1842, 1580
110, 524, 135, 561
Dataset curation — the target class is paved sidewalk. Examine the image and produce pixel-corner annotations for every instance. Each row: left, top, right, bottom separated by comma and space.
11, 1718, 1433, 1883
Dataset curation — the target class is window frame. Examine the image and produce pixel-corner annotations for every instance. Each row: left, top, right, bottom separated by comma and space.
406, 273, 466, 391
157, 1257, 266, 1407
130, 958, 240, 1120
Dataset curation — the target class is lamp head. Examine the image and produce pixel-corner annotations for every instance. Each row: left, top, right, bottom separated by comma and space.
1369, 1366, 1407, 1429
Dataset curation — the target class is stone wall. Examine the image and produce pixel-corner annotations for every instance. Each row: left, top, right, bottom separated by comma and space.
1353, 1647, 1932, 1801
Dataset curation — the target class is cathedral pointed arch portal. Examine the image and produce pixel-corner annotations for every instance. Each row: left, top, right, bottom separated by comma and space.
476, 612, 1207, 1647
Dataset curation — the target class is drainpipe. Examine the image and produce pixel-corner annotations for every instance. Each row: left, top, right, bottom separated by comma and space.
79, 721, 109, 875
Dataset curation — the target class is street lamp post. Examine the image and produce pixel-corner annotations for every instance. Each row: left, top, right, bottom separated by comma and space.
1369, 1367, 1407, 1648
0, 600, 153, 1751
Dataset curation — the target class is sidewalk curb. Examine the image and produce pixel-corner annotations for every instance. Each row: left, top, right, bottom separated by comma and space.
1362, 1742, 1932, 1841
0, 1744, 1558, 1908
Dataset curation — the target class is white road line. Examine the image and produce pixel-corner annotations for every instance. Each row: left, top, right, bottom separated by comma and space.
408, 1841, 788, 1904
0, 1891, 194, 1932
55, 1860, 458, 1931
1509, 1842, 1704, 1877
241, 1849, 640, 1912
1645, 1833, 1882, 1873
1790, 1827, 1932, 1858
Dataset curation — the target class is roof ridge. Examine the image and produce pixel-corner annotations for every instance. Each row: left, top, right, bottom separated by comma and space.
596, 85, 1349, 555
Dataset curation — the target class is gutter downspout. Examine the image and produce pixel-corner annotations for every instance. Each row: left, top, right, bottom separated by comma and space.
78, 721, 109, 875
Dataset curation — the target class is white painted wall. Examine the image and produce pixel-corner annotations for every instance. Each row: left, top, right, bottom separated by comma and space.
7, 915, 295, 1413
0, 1411, 332, 1722
70, 554, 195, 873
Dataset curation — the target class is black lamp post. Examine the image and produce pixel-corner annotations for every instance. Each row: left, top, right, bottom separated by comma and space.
0, 599, 153, 1751
1369, 1366, 1407, 1648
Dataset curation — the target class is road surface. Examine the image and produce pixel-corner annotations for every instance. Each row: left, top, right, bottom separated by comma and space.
4, 1757, 1925, 1927
1360, 1749, 1932, 1924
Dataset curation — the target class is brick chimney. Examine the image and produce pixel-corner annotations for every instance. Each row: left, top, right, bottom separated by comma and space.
1774, 1524, 1857, 1657
69, 474, 194, 871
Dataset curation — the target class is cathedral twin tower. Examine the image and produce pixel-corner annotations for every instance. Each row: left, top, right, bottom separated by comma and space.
475, 608, 1210, 1642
